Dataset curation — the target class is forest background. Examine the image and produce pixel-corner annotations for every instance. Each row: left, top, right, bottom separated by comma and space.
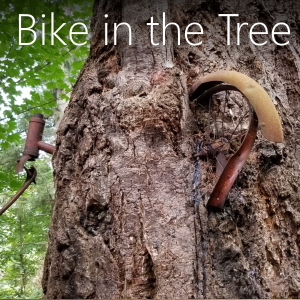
0, 0, 92, 297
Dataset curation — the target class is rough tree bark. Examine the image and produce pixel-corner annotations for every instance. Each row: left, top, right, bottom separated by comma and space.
42, 0, 300, 298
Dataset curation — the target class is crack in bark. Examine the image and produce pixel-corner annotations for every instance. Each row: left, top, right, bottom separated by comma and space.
137, 196, 157, 299
192, 145, 207, 298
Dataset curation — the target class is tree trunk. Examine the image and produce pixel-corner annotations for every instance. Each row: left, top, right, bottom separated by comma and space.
42, 0, 300, 298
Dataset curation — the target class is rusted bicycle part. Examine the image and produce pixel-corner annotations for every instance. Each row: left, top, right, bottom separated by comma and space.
16, 113, 56, 173
192, 83, 257, 209
208, 111, 257, 208
190, 70, 283, 143
190, 72, 283, 209
0, 166, 37, 216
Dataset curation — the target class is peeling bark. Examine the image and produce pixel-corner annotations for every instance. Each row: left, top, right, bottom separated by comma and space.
43, 0, 300, 298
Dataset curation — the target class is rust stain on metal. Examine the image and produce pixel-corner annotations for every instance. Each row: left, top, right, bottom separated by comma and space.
23, 113, 45, 158
0, 166, 37, 216
207, 106, 258, 209
190, 71, 284, 209
16, 113, 56, 173
16, 154, 32, 173
37, 141, 55, 155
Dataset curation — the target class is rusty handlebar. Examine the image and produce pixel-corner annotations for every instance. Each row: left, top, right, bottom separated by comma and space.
190, 71, 283, 209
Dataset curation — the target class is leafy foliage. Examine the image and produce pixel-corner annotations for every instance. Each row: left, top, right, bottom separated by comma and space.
0, 0, 93, 297
0, 146, 54, 298
0, 0, 93, 188
0, 0, 92, 128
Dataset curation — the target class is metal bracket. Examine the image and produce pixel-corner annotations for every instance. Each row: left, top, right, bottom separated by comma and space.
16, 113, 56, 173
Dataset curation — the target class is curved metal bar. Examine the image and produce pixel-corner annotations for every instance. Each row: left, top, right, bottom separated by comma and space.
16, 154, 33, 173
190, 71, 283, 143
190, 82, 258, 209
207, 111, 257, 208
0, 166, 37, 216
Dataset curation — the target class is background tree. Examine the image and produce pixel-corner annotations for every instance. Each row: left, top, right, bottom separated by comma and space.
41, 0, 300, 298
0, 149, 53, 298
0, 0, 92, 297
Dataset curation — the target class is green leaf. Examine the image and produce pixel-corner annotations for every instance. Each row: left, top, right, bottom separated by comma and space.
0, 172, 8, 181
68, 76, 76, 84
72, 60, 84, 72
7, 133, 20, 143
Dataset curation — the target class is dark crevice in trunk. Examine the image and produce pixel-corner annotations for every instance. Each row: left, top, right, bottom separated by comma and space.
192, 144, 207, 298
